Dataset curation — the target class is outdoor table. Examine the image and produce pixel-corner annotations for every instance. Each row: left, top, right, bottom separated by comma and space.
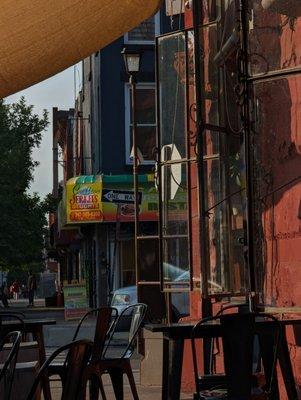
1, 318, 56, 400
145, 318, 301, 400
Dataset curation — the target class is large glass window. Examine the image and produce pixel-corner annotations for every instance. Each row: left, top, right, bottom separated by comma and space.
125, 83, 156, 164
196, 1, 249, 296
157, 30, 196, 291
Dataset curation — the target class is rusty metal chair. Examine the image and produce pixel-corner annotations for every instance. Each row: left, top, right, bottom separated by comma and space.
85, 303, 148, 400
26, 339, 93, 400
0, 330, 22, 400
48, 307, 118, 398
191, 312, 281, 400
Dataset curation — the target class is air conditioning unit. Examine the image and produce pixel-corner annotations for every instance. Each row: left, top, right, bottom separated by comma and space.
262, 0, 301, 17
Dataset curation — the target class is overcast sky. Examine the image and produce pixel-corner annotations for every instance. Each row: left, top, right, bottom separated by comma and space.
5, 66, 81, 199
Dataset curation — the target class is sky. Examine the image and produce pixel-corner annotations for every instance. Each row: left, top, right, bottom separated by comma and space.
5, 65, 81, 198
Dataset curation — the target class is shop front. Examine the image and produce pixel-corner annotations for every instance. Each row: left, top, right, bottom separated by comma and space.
58, 173, 187, 309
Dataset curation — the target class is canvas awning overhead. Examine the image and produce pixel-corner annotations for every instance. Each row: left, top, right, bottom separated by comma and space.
0, 0, 162, 99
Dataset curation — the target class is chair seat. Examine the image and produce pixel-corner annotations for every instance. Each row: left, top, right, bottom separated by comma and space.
198, 388, 227, 399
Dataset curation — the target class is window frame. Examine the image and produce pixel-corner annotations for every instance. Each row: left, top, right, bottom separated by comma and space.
124, 12, 161, 45
124, 82, 157, 165
156, 28, 196, 293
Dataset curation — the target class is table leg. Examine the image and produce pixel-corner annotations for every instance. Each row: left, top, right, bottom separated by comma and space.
162, 337, 184, 400
258, 332, 280, 400
278, 326, 298, 400
32, 326, 52, 400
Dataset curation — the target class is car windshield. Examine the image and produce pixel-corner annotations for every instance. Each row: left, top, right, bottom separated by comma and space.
112, 293, 131, 305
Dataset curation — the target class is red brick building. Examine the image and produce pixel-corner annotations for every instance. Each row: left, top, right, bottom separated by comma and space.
153, 1, 301, 397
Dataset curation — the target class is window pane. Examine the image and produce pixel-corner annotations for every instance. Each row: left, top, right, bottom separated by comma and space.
201, 0, 218, 24
199, 24, 219, 126
158, 32, 187, 160
248, 1, 301, 76
187, 30, 197, 159
127, 16, 155, 42
204, 130, 220, 157
203, 151, 248, 295
162, 237, 189, 283
161, 163, 188, 236
130, 87, 156, 124
137, 238, 160, 282
130, 126, 156, 161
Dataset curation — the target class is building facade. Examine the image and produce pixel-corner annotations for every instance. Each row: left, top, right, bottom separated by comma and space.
152, 0, 301, 396
51, 7, 174, 309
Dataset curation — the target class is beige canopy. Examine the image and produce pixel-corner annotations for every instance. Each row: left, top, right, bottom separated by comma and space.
0, 0, 161, 99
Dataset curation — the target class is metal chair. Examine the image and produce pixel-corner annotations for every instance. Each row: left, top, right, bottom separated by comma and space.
26, 339, 93, 400
48, 307, 118, 398
191, 312, 281, 400
87, 303, 148, 400
0, 330, 22, 400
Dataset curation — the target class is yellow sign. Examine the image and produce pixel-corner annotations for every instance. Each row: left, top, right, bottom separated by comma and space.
66, 176, 103, 224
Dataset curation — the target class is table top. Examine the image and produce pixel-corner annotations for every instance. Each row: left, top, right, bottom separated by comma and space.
145, 317, 301, 339
2, 318, 56, 328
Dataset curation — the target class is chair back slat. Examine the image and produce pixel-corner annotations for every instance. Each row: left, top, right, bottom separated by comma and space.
104, 303, 147, 359
26, 339, 93, 400
62, 340, 93, 399
91, 307, 118, 362
0, 331, 22, 400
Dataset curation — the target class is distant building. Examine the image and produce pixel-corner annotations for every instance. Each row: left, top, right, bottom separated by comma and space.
50, 8, 173, 308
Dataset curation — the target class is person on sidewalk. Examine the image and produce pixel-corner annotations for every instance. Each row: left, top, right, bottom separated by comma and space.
27, 270, 37, 307
11, 280, 20, 300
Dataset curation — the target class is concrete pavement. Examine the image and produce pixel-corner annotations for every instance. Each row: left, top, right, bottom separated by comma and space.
49, 371, 192, 399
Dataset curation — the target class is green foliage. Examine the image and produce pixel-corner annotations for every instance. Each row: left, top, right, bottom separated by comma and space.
42, 193, 60, 214
0, 97, 49, 272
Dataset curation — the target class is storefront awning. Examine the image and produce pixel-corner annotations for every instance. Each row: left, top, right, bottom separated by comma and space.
0, 0, 161, 99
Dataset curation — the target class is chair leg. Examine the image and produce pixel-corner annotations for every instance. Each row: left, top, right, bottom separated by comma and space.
124, 361, 139, 400
90, 374, 100, 400
109, 368, 124, 400
98, 376, 107, 400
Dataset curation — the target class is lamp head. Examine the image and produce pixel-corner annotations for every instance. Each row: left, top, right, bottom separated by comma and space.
121, 48, 142, 75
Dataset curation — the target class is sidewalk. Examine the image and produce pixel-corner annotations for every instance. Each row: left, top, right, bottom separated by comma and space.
50, 370, 192, 399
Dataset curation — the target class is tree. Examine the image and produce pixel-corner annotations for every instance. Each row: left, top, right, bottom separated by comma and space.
0, 97, 49, 274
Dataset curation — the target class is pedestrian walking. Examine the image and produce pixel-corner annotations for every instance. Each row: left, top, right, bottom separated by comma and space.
27, 270, 37, 307
11, 280, 20, 300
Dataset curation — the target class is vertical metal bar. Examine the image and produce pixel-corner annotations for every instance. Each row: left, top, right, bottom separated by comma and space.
185, 29, 194, 292
131, 76, 140, 298
156, 36, 164, 293
239, 1, 256, 306
193, 0, 213, 376
193, 0, 209, 298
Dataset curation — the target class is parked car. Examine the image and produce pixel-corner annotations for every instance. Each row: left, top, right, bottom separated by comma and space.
110, 286, 138, 331
111, 270, 190, 328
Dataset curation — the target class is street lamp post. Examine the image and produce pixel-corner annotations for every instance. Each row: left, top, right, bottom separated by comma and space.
121, 48, 142, 288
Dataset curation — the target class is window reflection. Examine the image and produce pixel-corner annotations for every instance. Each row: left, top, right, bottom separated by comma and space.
158, 32, 187, 160
248, 0, 301, 76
